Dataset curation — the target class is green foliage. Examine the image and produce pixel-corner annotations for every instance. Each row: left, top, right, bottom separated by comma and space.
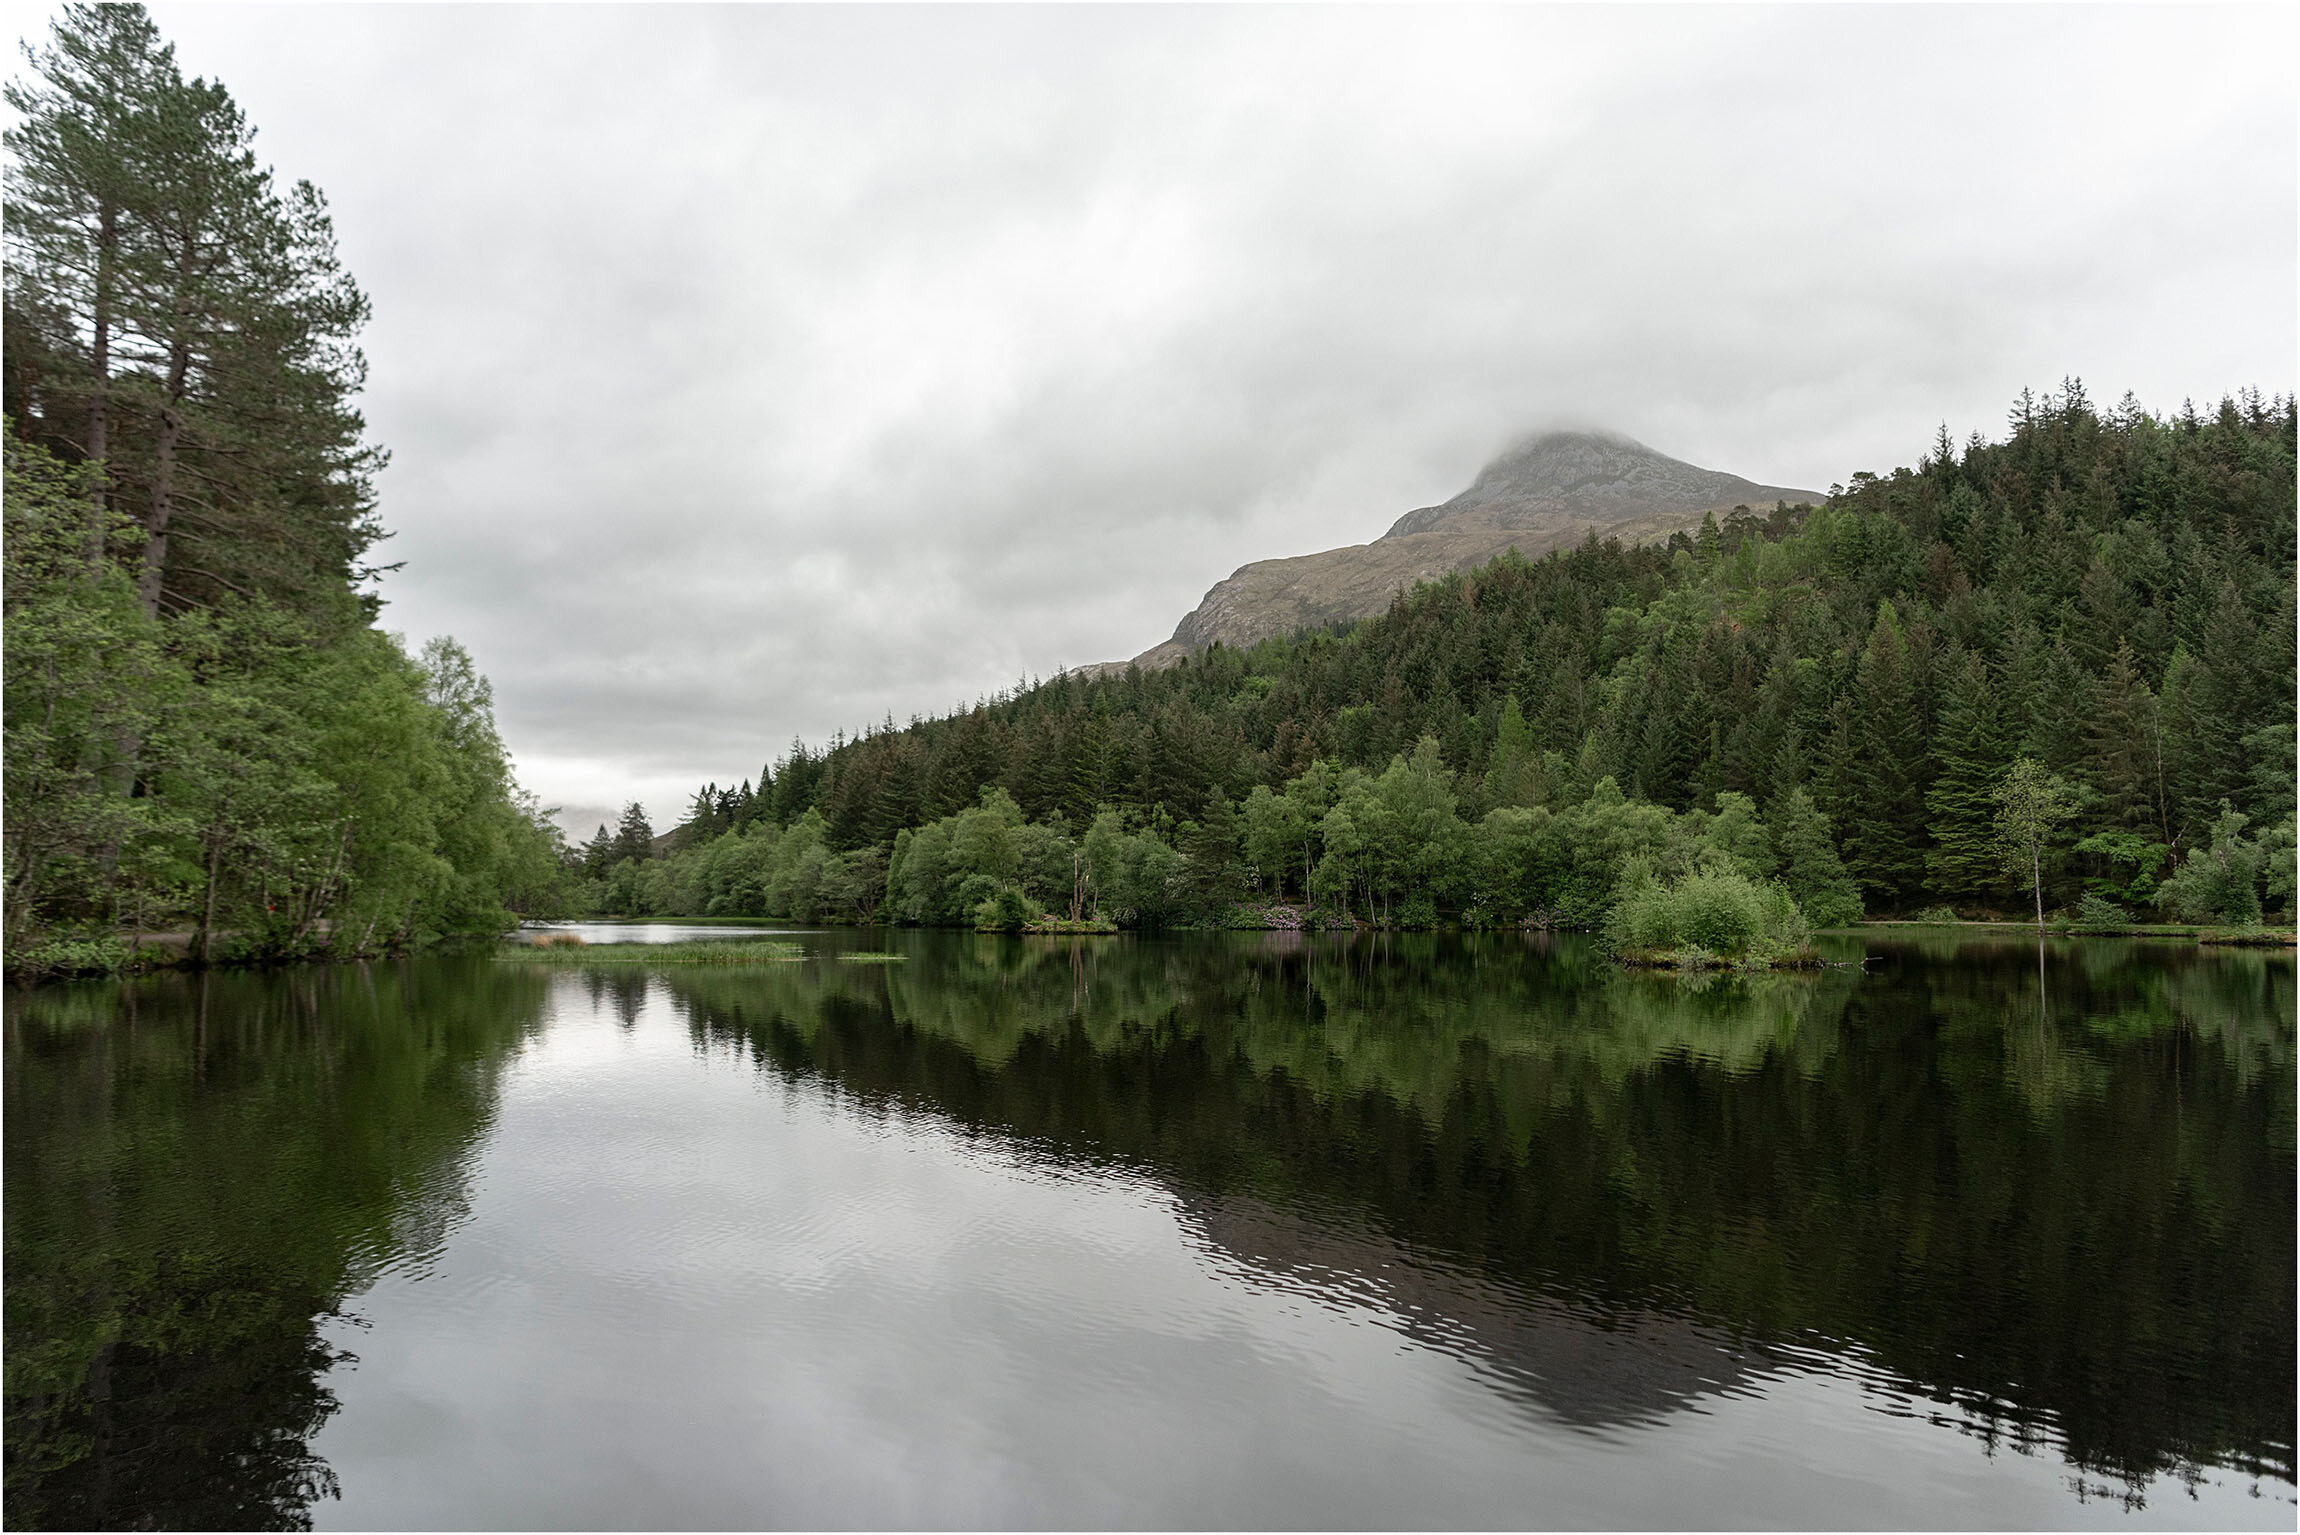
697, 382, 2291, 926
14, 934, 133, 979
2073, 828, 2170, 907
1995, 758, 2081, 927
882, 789, 1068, 926
2, 8, 566, 971
588, 808, 888, 923
2154, 805, 2276, 927
971, 883, 1035, 933
1769, 788, 1865, 927
6, 3, 385, 623
1605, 868, 1813, 965
3, 430, 564, 968
1, 430, 177, 946
2072, 894, 2129, 932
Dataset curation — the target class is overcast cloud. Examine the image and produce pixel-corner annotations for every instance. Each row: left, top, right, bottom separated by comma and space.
65, 5, 2299, 836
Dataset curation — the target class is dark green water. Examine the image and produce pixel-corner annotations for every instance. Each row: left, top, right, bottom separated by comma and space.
4, 930, 2292, 1529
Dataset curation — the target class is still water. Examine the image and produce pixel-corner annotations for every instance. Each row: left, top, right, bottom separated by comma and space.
5, 930, 2292, 1529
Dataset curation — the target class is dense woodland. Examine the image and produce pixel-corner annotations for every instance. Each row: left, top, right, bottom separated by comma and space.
3, 5, 564, 973
7, 9, 2292, 966
593, 385, 2296, 932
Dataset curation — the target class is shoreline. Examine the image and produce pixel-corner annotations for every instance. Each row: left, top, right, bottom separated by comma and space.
13, 914, 2292, 986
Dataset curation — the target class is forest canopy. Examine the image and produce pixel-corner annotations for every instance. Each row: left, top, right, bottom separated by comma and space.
611, 383, 2295, 933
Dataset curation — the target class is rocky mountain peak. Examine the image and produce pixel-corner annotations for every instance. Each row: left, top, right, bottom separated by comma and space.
1382, 430, 1811, 540
1085, 428, 1826, 672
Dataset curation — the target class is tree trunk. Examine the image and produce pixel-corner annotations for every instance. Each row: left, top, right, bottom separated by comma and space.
138, 235, 197, 619
196, 830, 223, 966
2151, 724, 2173, 848
2032, 846, 2045, 932
85, 203, 116, 565
89, 205, 143, 856
137, 397, 182, 617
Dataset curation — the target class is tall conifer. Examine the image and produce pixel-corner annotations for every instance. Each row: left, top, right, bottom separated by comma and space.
1841, 602, 1928, 908
2087, 639, 2166, 837
1924, 648, 2010, 902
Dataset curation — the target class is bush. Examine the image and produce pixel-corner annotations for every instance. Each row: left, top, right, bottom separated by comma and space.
1604, 870, 1810, 964
1674, 871, 1768, 954
2072, 894, 2127, 932
1607, 872, 1676, 951
2155, 804, 2266, 926
971, 883, 1035, 932
1800, 885, 1865, 929
14, 935, 132, 979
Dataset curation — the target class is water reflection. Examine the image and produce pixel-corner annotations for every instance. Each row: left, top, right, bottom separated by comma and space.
3, 933, 2291, 1529
4, 959, 548, 1530
661, 932, 2294, 1493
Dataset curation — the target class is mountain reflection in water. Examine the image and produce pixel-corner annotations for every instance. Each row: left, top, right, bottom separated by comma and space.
4, 932, 2292, 1529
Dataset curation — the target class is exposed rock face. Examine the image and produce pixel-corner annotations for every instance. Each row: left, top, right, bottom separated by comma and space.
1096, 431, 1822, 672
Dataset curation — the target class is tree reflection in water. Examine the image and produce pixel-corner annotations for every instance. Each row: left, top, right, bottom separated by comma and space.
2, 933, 2290, 1528
661, 932, 2294, 1494
4, 959, 548, 1530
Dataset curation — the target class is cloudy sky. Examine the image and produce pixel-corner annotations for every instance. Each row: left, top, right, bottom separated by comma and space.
66, 5, 2298, 836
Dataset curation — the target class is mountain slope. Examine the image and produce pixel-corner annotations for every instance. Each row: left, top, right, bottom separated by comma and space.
1116, 431, 1822, 668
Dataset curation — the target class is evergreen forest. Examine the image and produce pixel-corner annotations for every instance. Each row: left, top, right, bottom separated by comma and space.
3, 5, 565, 975
598, 385, 2296, 935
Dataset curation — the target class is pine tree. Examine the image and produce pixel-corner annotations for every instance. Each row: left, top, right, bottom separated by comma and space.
6, 7, 382, 621
2087, 639, 2166, 837
1772, 787, 1863, 928
1839, 602, 1928, 909
1181, 790, 1242, 914
868, 741, 923, 845
1063, 713, 1114, 825
3, 4, 175, 515
2157, 645, 2223, 844
2015, 639, 2090, 781
1996, 619, 2048, 759
1924, 648, 2010, 904
1482, 694, 1544, 808
1815, 693, 1861, 833
2195, 580, 2266, 811
768, 738, 816, 824
613, 801, 654, 864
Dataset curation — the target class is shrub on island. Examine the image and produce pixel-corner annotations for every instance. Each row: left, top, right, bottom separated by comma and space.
1604, 866, 1817, 969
